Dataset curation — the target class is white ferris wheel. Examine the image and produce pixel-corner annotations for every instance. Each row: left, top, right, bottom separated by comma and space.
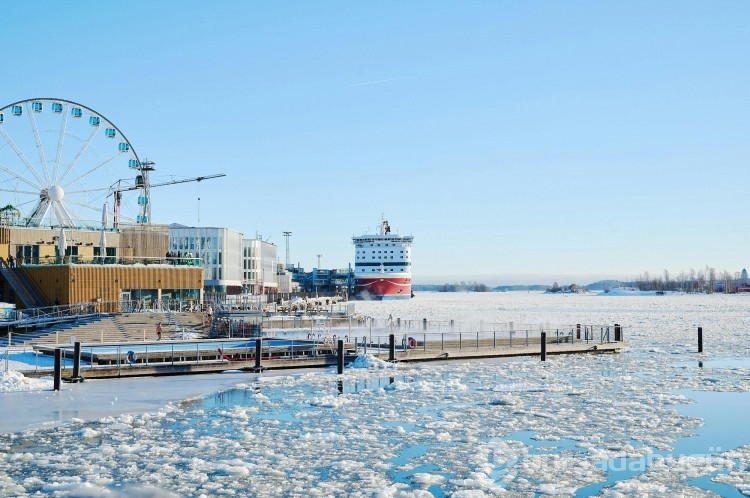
0, 98, 147, 229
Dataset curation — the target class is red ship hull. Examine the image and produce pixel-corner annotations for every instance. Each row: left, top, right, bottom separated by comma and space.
354, 276, 411, 300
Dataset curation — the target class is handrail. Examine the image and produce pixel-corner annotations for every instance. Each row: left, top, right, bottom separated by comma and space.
13, 256, 203, 267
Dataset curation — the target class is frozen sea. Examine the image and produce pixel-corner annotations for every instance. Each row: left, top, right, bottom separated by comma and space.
2, 291, 750, 497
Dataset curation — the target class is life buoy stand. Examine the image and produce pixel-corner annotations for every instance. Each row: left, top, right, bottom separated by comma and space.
126, 351, 137, 364
407, 337, 417, 349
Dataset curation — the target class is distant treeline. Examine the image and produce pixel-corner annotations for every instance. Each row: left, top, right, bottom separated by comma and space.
415, 268, 747, 293
629, 267, 744, 293
413, 282, 492, 292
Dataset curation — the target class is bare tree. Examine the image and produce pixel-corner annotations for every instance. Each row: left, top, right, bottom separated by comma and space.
689, 269, 696, 292
722, 270, 733, 293
707, 267, 716, 294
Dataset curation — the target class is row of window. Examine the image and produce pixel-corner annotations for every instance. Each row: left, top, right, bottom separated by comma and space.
356, 256, 403, 260
356, 250, 406, 254
353, 238, 413, 245
354, 262, 411, 267
357, 268, 404, 272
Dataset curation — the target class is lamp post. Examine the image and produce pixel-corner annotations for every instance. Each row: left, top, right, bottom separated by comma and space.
283, 231, 292, 270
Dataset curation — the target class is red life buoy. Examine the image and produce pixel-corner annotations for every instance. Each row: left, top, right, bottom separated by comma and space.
408, 337, 417, 349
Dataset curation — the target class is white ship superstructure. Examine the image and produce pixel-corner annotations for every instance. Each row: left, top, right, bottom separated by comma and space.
352, 219, 413, 300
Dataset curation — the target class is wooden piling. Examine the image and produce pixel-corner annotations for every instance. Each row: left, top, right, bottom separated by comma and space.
614, 324, 622, 342
70, 341, 84, 383
389, 334, 396, 362
53, 349, 62, 391
576, 324, 581, 340
540, 332, 547, 362
252, 338, 264, 372
337, 340, 344, 374
698, 327, 703, 353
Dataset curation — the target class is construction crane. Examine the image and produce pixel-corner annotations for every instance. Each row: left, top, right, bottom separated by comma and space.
109, 173, 226, 228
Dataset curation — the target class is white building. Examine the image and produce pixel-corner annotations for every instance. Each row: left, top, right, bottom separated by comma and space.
169, 224, 243, 294
242, 237, 280, 294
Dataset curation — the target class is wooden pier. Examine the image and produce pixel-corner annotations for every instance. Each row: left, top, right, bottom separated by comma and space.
24, 335, 625, 379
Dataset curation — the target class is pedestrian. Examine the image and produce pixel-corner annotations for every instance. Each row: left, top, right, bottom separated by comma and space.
156, 322, 163, 341
8, 255, 14, 269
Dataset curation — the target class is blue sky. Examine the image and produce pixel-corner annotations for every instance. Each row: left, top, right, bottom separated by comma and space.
2, 1, 749, 284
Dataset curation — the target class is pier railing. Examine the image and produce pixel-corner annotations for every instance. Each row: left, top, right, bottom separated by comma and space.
6, 323, 623, 375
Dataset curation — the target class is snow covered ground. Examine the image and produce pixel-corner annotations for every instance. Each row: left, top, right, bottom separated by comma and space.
1, 292, 750, 496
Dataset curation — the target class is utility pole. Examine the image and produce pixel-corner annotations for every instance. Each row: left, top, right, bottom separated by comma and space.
283, 231, 292, 270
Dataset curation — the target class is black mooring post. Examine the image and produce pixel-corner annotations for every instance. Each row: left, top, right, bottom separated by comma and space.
389, 334, 396, 362
614, 324, 622, 342
70, 341, 83, 382
576, 324, 581, 340
252, 338, 264, 372
337, 340, 344, 374
540, 332, 547, 362
698, 327, 703, 353
53, 348, 62, 391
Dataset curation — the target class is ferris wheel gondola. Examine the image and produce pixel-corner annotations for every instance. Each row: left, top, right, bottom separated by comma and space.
0, 98, 144, 229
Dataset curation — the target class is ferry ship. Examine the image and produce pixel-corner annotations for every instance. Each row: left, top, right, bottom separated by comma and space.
352, 219, 413, 300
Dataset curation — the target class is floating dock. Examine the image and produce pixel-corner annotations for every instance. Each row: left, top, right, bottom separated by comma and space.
23, 335, 625, 379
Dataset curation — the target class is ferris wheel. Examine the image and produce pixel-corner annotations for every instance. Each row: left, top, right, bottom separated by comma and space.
0, 98, 145, 229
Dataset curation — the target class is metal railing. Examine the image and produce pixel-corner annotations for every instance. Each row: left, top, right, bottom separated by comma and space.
12, 256, 203, 266
5, 323, 623, 374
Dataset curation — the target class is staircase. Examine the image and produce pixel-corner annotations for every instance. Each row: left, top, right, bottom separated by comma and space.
0, 266, 46, 308
1, 311, 210, 347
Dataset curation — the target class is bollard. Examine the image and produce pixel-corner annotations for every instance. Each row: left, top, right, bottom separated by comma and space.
252, 338, 264, 372
389, 334, 396, 362
53, 348, 62, 391
540, 332, 546, 362
698, 327, 703, 353
422, 318, 427, 331
69, 341, 84, 383
337, 340, 344, 374
614, 324, 622, 342
576, 324, 581, 340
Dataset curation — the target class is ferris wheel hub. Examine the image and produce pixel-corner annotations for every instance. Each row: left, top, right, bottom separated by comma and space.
48, 185, 64, 202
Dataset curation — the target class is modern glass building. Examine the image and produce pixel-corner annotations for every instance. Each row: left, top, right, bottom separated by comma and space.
169, 224, 243, 294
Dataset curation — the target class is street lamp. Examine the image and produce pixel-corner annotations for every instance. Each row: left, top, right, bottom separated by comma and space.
283, 231, 292, 270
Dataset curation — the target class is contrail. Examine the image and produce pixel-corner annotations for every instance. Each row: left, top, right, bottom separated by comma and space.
350, 75, 419, 87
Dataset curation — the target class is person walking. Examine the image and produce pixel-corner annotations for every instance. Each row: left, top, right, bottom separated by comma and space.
156, 322, 163, 341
